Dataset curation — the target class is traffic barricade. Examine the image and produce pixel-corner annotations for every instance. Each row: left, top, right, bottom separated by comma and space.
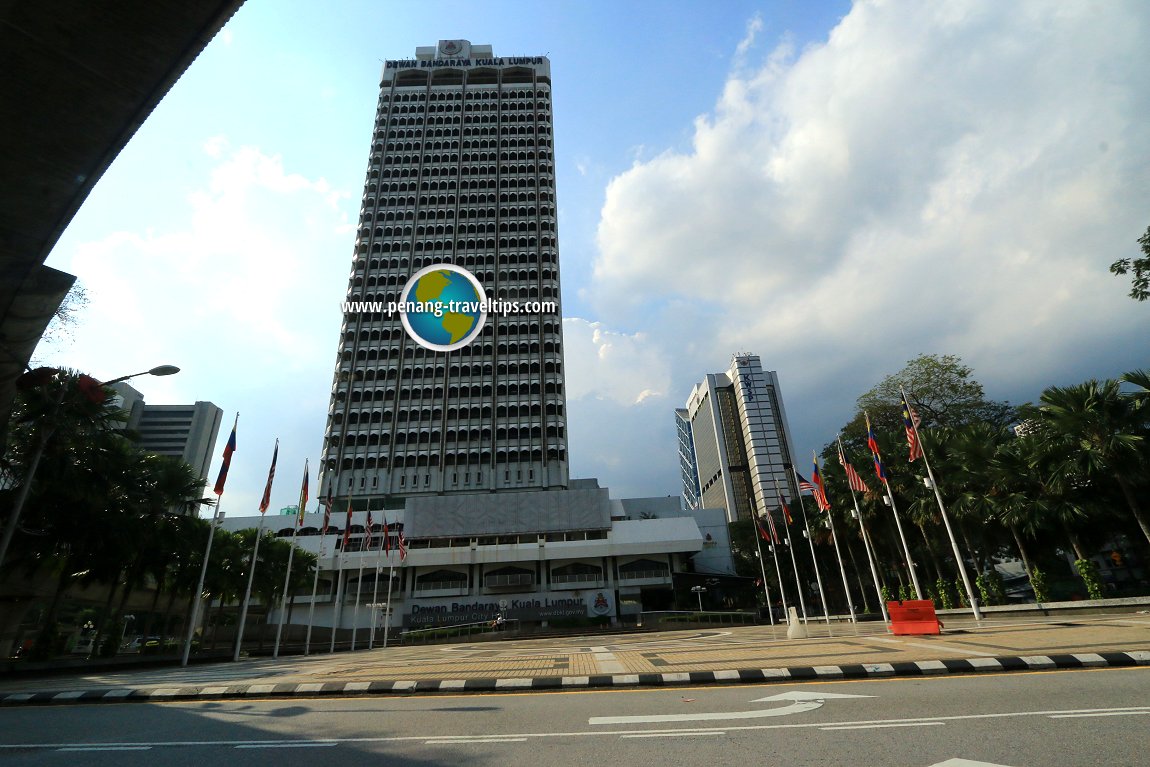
886, 600, 942, 635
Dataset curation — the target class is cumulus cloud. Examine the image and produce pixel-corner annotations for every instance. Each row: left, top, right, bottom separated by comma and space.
562, 318, 671, 405
592, 0, 1150, 462
44, 143, 353, 512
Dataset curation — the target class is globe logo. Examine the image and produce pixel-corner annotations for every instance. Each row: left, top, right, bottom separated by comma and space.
399, 264, 487, 351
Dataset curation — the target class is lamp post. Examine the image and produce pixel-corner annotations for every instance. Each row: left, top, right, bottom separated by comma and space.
0, 365, 180, 574
691, 585, 707, 612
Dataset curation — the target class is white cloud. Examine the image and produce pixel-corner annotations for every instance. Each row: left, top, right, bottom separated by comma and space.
592, 0, 1150, 462
562, 318, 670, 405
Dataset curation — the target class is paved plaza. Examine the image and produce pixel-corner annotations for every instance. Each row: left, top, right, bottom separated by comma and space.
0, 612, 1146, 705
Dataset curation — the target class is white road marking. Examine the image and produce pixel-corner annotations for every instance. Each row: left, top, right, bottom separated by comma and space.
1049, 710, 1150, 719
57, 746, 153, 752
620, 731, 726, 739
234, 742, 339, 749
928, 760, 1019, 767
425, 738, 528, 744
588, 690, 871, 725
821, 721, 944, 731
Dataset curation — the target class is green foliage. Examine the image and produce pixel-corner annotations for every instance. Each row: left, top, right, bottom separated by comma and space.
880, 584, 895, 603
855, 353, 1015, 432
1029, 566, 1049, 603
976, 570, 1006, 607
934, 577, 956, 609
898, 584, 914, 602
1109, 224, 1150, 301
1074, 559, 1105, 600
955, 580, 969, 607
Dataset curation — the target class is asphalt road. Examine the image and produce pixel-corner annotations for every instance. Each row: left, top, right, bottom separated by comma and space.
1, 666, 1147, 767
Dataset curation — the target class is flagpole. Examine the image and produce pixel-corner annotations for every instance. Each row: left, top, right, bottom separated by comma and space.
304, 525, 326, 656
329, 543, 344, 653
274, 460, 310, 658
791, 468, 830, 625
806, 456, 855, 624
766, 518, 789, 622
839, 437, 889, 623
183, 412, 237, 667
369, 515, 386, 649
773, 479, 808, 622
272, 519, 299, 658
351, 521, 366, 651
305, 478, 333, 657
182, 501, 222, 667
902, 388, 983, 620
331, 497, 353, 654
866, 411, 923, 600
235, 437, 278, 662
233, 512, 266, 662
382, 557, 396, 648
752, 531, 775, 625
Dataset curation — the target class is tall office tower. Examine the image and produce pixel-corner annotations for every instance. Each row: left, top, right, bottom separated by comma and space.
323, 40, 568, 506
109, 382, 224, 482
675, 408, 701, 510
680, 354, 798, 523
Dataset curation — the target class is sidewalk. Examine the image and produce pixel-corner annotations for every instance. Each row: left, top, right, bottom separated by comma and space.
1, 614, 1147, 706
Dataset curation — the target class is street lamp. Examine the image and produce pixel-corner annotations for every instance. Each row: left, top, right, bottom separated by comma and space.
691, 585, 707, 612
0, 365, 181, 573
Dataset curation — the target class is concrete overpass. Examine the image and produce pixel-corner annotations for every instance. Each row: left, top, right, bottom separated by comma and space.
0, 0, 245, 441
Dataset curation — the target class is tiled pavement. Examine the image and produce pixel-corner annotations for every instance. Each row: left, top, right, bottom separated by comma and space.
1, 614, 1146, 706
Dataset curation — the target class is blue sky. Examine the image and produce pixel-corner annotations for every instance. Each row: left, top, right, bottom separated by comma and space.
40, 0, 1150, 516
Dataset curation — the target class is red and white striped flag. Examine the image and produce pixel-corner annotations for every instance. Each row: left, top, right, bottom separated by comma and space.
837, 441, 871, 493
902, 393, 924, 462
397, 527, 407, 560
383, 517, 391, 555
365, 510, 374, 549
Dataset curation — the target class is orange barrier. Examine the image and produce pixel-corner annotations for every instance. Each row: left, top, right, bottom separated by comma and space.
886, 600, 942, 635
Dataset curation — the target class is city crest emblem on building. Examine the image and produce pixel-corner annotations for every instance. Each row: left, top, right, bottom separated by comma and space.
439, 40, 463, 56
592, 591, 611, 615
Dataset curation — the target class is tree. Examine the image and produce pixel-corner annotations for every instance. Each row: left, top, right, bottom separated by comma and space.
855, 354, 1014, 432
1109, 224, 1150, 302
1035, 378, 1150, 548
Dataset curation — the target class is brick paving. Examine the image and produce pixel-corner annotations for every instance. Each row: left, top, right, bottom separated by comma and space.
0, 613, 1146, 705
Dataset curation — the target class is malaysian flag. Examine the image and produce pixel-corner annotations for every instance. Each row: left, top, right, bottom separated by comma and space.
837, 441, 871, 493
810, 455, 832, 512
383, 517, 391, 555
365, 510, 374, 549
865, 412, 888, 481
902, 395, 924, 462
258, 439, 278, 514
296, 459, 309, 526
397, 526, 407, 560
212, 417, 237, 496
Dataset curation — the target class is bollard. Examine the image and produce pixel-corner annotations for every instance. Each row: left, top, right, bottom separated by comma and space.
786, 607, 808, 639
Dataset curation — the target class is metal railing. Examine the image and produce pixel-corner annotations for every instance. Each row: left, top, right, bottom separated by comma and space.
618, 569, 670, 581
550, 572, 602, 584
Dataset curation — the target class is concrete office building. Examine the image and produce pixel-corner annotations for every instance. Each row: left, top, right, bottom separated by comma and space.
202, 42, 747, 638
110, 382, 223, 481
680, 354, 799, 523
322, 39, 567, 505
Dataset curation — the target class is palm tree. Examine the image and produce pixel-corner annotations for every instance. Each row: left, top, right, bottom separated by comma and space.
1037, 378, 1150, 549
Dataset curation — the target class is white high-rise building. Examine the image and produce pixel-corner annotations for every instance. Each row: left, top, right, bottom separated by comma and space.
680, 354, 799, 522
322, 40, 568, 507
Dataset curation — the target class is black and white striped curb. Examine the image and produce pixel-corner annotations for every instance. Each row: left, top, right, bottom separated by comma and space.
3, 650, 1147, 707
